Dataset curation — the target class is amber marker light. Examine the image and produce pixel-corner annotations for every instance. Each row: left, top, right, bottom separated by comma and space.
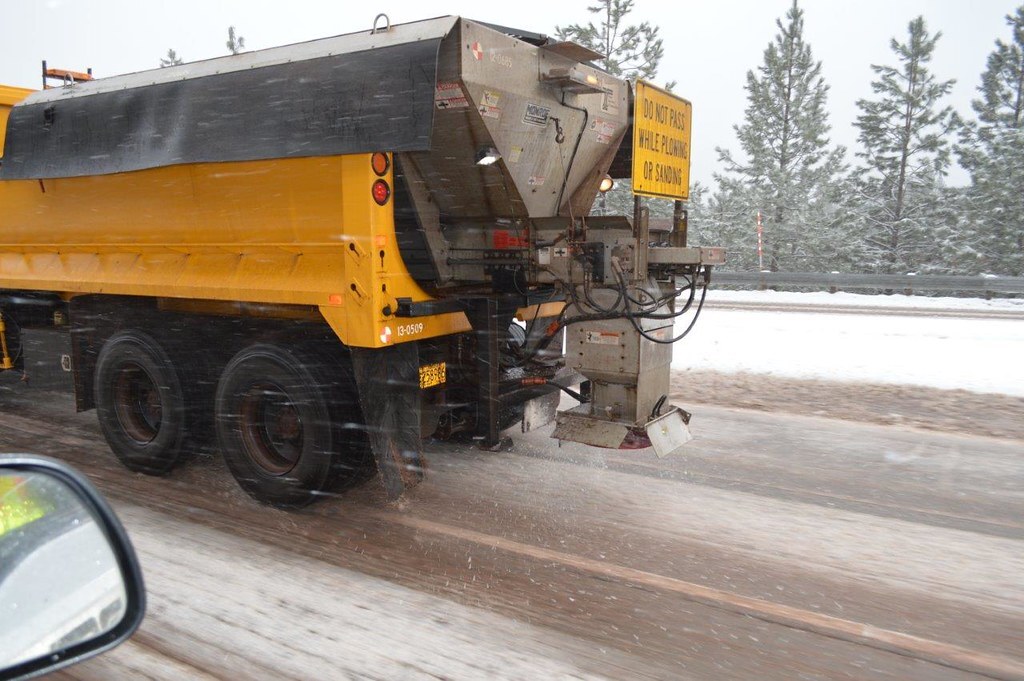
371, 152, 390, 176
372, 179, 391, 205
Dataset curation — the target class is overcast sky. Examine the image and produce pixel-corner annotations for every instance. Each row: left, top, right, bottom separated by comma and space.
0, 0, 1017, 190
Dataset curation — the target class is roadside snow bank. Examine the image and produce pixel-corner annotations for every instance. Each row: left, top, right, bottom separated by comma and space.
708, 289, 1024, 312
674, 291, 1024, 397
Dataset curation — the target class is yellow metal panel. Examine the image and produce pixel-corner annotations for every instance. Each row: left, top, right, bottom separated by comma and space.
0, 153, 467, 348
1, 158, 351, 246
0, 249, 347, 304
0, 85, 34, 152
631, 80, 692, 201
0, 85, 33, 107
320, 306, 471, 348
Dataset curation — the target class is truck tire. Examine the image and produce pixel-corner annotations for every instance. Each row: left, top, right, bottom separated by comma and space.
94, 330, 195, 475
214, 341, 369, 507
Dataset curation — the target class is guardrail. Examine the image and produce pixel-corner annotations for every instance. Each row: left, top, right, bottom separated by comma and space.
710, 272, 1024, 297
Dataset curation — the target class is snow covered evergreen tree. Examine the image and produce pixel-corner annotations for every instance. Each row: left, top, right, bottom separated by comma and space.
226, 26, 246, 55
956, 5, 1024, 275
701, 187, 762, 271
713, 1, 848, 272
555, 0, 668, 84
159, 49, 183, 68
558, 1, 685, 221
853, 17, 957, 273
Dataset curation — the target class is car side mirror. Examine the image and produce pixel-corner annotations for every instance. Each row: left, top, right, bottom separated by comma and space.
0, 455, 145, 680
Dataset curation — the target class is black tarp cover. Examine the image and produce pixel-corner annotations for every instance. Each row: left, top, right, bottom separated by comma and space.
1, 38, 444, 179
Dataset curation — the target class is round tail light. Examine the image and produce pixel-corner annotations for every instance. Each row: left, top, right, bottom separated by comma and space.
371, 152, 390, 176
372, 179, 391, 206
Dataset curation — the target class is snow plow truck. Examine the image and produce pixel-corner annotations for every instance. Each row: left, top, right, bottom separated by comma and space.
0, 16, 724, 506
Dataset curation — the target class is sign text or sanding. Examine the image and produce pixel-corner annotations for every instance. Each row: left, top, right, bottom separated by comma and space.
631, 81, 692, 201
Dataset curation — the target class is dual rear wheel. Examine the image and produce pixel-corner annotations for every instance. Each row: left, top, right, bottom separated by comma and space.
215, 342, 371, 507
94, 331, 370, 507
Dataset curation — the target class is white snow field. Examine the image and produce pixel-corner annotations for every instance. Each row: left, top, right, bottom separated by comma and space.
673, 290, 1024, 397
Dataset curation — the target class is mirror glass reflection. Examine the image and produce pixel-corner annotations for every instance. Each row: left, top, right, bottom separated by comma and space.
0, 470, 126, 668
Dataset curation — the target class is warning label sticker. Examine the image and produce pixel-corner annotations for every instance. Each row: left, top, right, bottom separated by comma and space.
481, 90, 501, 108
478, 89, 502, 119
435, 82, 469, 110
584, 331, 620, 345
590, 118, 617, 145
601, 84, 620, 114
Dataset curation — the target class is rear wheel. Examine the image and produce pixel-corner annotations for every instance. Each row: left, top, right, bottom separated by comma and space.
215, 341, 369, 507
94, 331, 195, 475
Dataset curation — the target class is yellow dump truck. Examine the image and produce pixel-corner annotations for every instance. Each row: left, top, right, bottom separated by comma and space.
0, 16, 723, 506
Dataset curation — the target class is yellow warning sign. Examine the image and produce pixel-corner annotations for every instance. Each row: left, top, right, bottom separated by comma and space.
631, 80, 692, 201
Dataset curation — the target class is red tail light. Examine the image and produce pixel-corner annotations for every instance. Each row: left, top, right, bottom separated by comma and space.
372, 179, 391, 206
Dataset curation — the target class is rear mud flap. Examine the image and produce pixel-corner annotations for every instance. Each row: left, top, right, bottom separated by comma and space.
645, 407, 693, 458
552, 410, 630, 449
553, 405, 693, 456
350, 344, 426, 500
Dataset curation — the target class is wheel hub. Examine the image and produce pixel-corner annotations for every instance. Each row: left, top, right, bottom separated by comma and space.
112, 363, 163, 444
239, 382, 304, 476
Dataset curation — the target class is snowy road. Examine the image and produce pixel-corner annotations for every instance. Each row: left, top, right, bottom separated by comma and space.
2, 387, 1022, 681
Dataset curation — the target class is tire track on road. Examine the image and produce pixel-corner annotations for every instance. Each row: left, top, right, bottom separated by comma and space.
493, 443, 1024, 540
387, 513, 1024, 681
605, 455, 1024, 538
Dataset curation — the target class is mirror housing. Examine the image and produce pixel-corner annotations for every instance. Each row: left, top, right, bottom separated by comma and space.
0, 455, 145, 680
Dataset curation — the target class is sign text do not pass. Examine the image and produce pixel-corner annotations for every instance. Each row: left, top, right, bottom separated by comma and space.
631, 80, 692, 201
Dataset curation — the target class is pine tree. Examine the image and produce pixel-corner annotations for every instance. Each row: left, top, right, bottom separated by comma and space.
559, 1, 684, 219
159, 48, 183, 68
956, 6, 1024, 275
555, 0, 669, 85
226, 26, 246, 55
853, 17, 957, 273
712, 1, 848, 272
701, 187, 762, 271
